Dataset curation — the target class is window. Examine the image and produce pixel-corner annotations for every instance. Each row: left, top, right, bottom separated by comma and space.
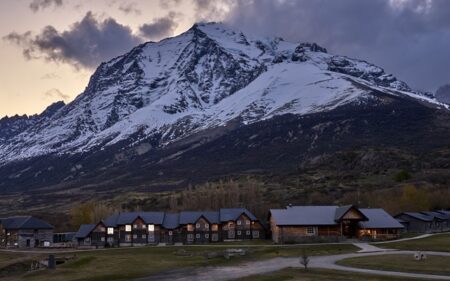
246, 230, 251, 235
148, 234, 155, 242
245, 220, 250, 225
133, 224, 138, 229
211, 224, 218, 231
237, 220, 242, 225
169, 231, 173, 236
212, 233, 219, 241
205, 233, 209, 239
252, 231, 259, 238
306, 226, 316, 235
187, 224, 194, 231
99, 227, 106, 232
101, 237, 105, 242
196, 233, 200, 239
125, 225, 132, 232
107, 227, 114, 235
205, 223, 209, 229
133, 234, 137, 239
142, 234, 146, 239
196, 223, 200, 229
187, 234, 194, 242
148, 224, 155, 232
237, 230, 242, 235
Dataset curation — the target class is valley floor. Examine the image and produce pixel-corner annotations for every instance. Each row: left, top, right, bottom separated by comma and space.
1, 233, 449, 281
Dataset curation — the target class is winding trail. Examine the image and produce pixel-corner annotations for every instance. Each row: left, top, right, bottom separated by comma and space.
136, 244, 450, 281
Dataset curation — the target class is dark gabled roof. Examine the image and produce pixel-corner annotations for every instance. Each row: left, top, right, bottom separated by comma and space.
437, 210, 450, 217
219, 208, 257, 222
421, 211, 450, 220
397, 212, 434, 222
359, 209, 404, 229
75, 224, 96, 238
270, 206, 338, 226
335, 205, 368, 221
104, 212, 165, 226
179, 211, 220, 224
0, 216, 53, 230
162, 213, 180, 229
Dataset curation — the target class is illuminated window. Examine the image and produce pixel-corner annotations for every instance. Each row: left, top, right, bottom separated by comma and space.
107, 228, 114, 235
187, 224, 194, 231
133, 224, 138, 229
211, 224, 219, 231
125, 225, 132, 232
148, 224, 155, 232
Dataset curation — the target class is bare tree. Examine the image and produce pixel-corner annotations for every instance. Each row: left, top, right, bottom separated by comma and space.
299, 250, 310, 271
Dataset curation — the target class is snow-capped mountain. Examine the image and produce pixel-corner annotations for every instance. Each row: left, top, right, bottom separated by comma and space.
0, 22, 445, 164
1, 22, 450, 195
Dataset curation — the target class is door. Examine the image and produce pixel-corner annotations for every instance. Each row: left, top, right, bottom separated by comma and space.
228, 230, 235, 239
26, 239, 30, 247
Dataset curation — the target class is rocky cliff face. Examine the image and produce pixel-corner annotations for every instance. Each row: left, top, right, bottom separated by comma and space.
0, 22, 448, 193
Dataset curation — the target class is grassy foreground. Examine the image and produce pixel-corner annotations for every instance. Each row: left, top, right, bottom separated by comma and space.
337, 254, 450, 276
378, 233, 450, 252
236, 267, 421, 281
0, 244, 357, 281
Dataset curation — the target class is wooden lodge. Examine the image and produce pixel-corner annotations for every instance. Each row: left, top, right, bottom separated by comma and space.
75, 208, 265, 247
0, 216, 53, 248
269, 205, 403, 243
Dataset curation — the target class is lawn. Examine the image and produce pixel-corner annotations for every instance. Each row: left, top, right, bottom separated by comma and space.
0, 244, 358, 281
337, 254, 450, 276
236, 267, 421, 281
378, 233, 450, 252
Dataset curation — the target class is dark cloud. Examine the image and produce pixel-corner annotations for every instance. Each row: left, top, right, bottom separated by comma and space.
3, 12, 142, 69
224, 0, 450, 91
29, 0, 63, 12
119, 2, 141, 15
139, 12, 179, 40
44, 88, 69, 100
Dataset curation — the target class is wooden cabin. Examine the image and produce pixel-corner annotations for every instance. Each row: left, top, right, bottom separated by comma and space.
269, 205, 402, 244
0, 216, 53, 248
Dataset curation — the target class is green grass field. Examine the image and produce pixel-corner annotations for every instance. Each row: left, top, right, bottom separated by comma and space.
337, 254, 450, 276
236, 267, 421, 281
378, 233, 450, 252
0, 244, 357, 281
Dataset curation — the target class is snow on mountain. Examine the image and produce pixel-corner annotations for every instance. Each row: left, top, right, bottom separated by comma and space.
0, 22, 447, 164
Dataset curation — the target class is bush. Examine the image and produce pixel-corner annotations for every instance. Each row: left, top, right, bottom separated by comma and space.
394, 170, 412, 182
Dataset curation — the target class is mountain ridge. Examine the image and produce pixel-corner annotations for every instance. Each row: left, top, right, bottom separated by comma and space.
0, 22, 449, 197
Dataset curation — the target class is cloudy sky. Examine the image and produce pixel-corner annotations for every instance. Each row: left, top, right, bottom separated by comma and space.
1, 0, 449, 116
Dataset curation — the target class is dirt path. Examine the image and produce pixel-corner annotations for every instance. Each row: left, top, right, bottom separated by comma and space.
135, 250, 450, 281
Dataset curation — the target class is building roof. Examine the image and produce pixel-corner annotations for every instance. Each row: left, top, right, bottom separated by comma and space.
0, 216, 53, 230
179, 211, 220, 224
162, 213, 180, 229
438, 210, 450, 217
270, 206, 338, 226
398, 212, 435, 222
75, 224, 96, 238
104, 212, 165, 226
359, 209, 404, 229
219, 208, 257, 222
421, 211, 450, 220
334, 205, 368, 221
